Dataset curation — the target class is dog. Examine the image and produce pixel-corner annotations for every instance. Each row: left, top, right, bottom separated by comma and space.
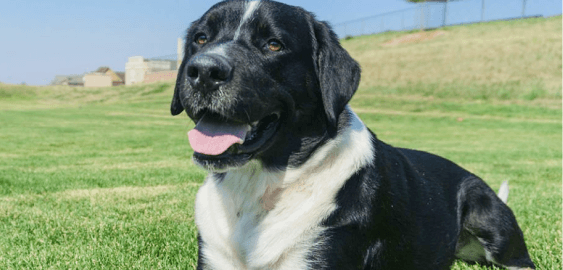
170, 1, 536, 269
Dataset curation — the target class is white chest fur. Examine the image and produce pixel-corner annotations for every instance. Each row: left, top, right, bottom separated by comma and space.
194, 109, 374, 270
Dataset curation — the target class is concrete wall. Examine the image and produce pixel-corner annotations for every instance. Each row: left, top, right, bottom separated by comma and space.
177, 37, 184, 69
84, 73, 112, 87
125, 56, 148, 85
125, 56, 177, 85
143, 70, 178, 84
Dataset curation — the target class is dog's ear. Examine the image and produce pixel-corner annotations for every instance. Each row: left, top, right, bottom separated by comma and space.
171, 45, 189, 116
313, 20, 361, 133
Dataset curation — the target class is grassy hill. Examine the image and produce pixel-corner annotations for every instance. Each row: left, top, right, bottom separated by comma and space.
345, 15, 562, 101
0, 16, 560, 269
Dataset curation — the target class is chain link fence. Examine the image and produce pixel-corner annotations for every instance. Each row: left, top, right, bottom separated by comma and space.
147, 54, 178, 62
333, 0, 561, 38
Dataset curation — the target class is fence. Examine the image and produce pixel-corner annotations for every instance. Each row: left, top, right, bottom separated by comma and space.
147, 54, 178, 62
333, 0, 562, 38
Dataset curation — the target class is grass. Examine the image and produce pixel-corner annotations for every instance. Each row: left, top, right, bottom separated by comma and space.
344, 16, 562, 101
0, 16, 561, 269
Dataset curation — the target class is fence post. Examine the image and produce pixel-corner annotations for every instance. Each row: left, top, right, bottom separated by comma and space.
481, 0, 486, 22
419, 3, 424, 31
401, 11, 405, 30
443, 0, 449, 27
521, 0, 527, 18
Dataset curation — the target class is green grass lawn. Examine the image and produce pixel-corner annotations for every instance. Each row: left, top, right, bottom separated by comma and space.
1, 16, 561, 269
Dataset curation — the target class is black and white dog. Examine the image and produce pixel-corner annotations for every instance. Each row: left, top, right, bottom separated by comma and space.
170, 1, 535, 269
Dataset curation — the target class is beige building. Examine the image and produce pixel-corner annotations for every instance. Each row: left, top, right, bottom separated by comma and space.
84, 73, 113, 87
143, 70, 178, 84
125, 38, 184, 85
125, 56, 177, 85
178, 37, 184, 69
83, 67, 126, 87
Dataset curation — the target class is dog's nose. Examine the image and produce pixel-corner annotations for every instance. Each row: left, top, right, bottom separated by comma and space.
186, 54, 233, 91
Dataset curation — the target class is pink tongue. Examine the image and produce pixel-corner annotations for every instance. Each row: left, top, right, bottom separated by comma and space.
188, 114, 249, 156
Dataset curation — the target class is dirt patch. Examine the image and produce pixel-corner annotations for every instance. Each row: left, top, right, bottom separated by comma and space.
382, 30, 446, 46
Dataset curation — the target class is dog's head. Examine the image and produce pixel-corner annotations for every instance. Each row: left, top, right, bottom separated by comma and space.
171, 0, 360, 172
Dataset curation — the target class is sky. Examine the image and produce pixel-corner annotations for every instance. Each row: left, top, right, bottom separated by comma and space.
0, 0, 560, 86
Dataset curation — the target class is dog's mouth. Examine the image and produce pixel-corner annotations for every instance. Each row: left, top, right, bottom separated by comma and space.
188, 111, 281, 169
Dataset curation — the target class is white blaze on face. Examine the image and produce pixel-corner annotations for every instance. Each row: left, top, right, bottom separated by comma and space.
234, 1, 261, 40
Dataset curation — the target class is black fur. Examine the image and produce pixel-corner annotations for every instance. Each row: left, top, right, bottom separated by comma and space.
312, 20, 361, 136
171, 0, 344, 170
307, 134, 535, 269
171, 1, 535, 269
196, 235, 206, 270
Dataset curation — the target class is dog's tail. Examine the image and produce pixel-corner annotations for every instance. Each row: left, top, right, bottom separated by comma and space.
497, 181, 509, 204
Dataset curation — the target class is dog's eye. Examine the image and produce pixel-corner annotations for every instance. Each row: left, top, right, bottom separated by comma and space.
195, 34, 208, 45
267, 40, 283, 52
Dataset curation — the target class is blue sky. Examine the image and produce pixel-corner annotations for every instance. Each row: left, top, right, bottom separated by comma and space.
0, 0, 560, 85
